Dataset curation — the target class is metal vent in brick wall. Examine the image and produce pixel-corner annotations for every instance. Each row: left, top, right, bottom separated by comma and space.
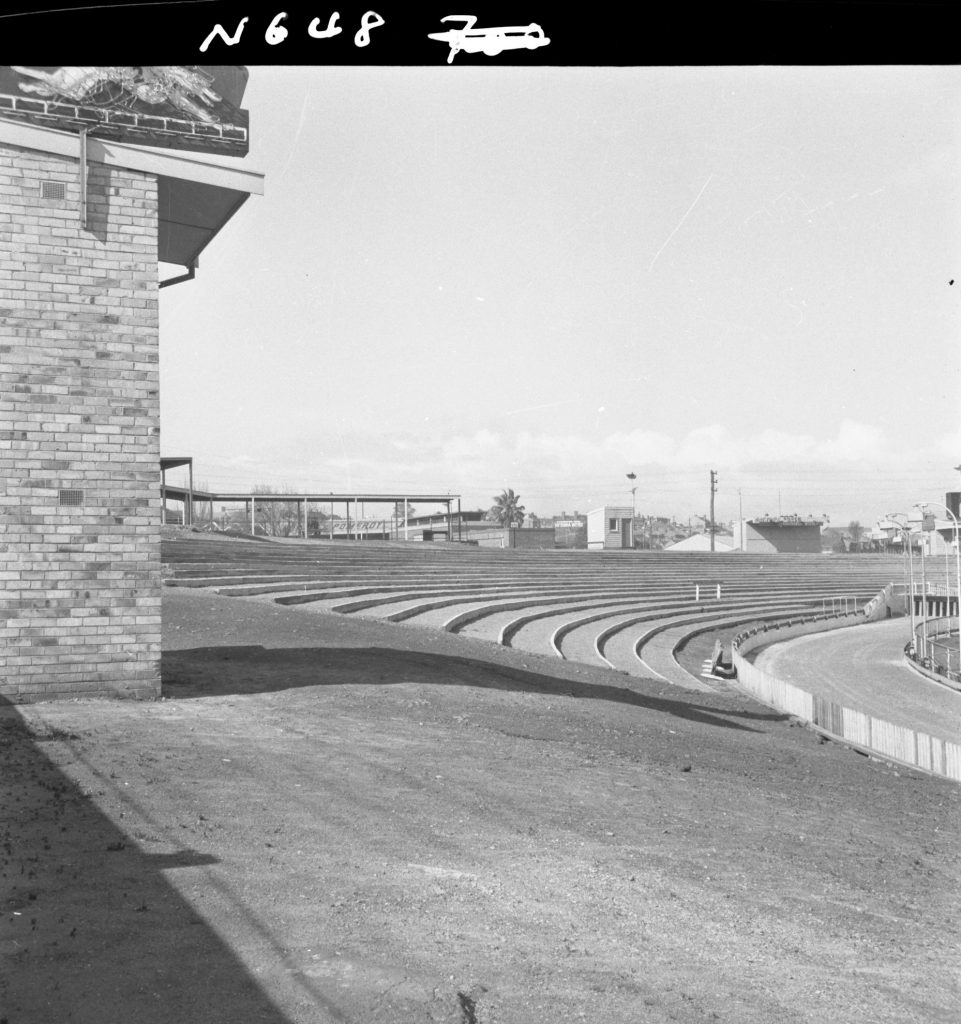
41, 180, 66, 200
58, 489, 84, 507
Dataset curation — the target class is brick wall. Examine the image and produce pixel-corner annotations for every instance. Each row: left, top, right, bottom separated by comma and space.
0, 142, 161, 701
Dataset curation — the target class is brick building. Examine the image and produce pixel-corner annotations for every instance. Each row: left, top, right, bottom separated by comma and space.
0, 67, 261, 701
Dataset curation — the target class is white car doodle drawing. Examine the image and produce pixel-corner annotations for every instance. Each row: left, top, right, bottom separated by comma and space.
428, 15, 550, 64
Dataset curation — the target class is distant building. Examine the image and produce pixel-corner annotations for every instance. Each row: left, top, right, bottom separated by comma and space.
400, 510, 485, 541
736, 515, 824, 554
640, 515, 691, 550
553, 515, 587, 549
587, 506, 635, 550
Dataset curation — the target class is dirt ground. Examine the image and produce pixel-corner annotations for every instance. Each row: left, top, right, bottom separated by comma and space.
3, 586, 960, 1023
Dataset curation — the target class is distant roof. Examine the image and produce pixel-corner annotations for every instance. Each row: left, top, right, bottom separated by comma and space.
748, 515, 823, 527
665, 534, 737, 552
159, 485, 461, 505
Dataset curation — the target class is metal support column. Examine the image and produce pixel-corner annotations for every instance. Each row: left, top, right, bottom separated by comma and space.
187, 459, 194, 527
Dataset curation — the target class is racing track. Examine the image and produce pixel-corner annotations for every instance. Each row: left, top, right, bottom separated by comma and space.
750, 618, 961, 743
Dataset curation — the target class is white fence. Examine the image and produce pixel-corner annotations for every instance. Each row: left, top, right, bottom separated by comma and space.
731, 588, 961, 783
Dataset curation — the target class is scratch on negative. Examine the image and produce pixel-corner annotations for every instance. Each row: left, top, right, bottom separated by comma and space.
275, 81, 313, 181
648, 174, 714, 272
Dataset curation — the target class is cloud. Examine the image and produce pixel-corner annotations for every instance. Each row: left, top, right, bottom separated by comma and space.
193, 418, 947, 523
816, 420, 885, 463
745, 429, 817, 463
934, 429, 961, 462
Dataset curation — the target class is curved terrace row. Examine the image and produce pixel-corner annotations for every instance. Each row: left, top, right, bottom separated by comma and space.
162, 537, 906, 686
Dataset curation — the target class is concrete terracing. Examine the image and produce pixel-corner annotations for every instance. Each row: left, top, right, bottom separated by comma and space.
162, 537, 908, 691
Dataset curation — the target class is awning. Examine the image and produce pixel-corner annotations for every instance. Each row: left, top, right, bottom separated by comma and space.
0, 117, 264, 271
157, 174, 251, 269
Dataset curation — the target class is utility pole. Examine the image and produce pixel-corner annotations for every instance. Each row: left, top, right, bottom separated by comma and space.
709, 469, 718, 552
738, 487, 743, 550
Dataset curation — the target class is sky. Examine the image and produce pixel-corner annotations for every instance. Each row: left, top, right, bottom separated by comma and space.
158, 65, 961, 527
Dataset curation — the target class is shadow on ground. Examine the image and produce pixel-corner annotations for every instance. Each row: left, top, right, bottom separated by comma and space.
0, 700, 296, 1024
162, 644, 789, 733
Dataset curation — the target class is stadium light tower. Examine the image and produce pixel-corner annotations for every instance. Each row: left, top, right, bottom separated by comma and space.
626, 472, 637, 549
887, 512, 916, 642
915, 501, 961, 671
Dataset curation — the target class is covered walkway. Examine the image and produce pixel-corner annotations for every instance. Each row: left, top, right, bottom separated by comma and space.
159, 463, 462, 539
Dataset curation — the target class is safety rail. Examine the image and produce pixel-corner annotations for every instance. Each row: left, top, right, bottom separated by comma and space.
908, 615, 960, 683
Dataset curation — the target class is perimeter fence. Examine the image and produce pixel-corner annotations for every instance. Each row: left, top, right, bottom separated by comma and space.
731, 586, 961, 782
909, 615, 960, 682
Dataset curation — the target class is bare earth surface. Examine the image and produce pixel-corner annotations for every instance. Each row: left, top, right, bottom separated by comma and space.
3, 586, 961, 1024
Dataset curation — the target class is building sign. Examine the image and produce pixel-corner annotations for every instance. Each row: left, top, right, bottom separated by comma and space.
0, 66, 249, 156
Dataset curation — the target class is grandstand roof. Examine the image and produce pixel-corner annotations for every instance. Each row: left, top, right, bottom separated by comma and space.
160, 486, 460, 506
748, 514, 824, 527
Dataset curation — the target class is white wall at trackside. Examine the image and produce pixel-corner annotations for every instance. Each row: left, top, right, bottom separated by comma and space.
731, 601, 961, 783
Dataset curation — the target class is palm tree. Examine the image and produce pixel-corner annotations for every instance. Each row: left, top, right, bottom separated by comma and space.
488, 488, 526, 528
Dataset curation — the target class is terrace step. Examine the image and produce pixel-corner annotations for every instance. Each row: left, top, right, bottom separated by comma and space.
160, 538, 905, 677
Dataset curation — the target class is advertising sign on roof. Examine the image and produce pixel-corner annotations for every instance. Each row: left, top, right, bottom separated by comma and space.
0, 66, 249, 157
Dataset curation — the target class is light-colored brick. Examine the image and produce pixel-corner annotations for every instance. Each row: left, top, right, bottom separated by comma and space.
0, 142, 161, 701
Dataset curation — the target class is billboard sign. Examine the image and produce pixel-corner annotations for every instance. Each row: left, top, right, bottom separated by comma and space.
0, 66, 248, 157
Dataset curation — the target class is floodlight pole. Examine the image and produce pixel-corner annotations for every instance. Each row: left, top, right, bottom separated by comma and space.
916, 501, 961, 674
919, 517, 928, 659
709, 469, 718, 552
887, 512, 916, 643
